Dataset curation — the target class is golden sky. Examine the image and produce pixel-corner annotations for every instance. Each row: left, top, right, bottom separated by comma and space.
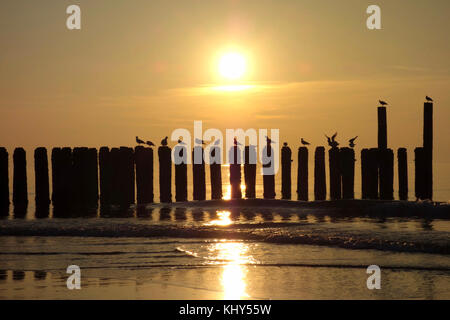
0, 0, 449, 166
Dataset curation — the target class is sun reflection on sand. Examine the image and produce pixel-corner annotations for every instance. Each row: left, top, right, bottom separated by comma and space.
207, 241, 254, 299
206, 210, 232, 226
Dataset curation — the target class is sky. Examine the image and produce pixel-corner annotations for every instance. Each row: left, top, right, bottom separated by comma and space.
0, 0, 449, 197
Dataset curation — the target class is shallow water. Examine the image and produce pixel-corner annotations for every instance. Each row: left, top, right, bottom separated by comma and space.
0, 203, 449, 299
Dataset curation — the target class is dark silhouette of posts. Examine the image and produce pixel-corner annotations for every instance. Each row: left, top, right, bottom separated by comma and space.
297, 147, 308, 201
378, 106, 387, 149
423, 102, 433, 200
229, 146, 242, 199
192, 146, 206, 200
135, 146, 154, 204
109, 148, 121, 205
328, 147, 341, 200
72, 147, 98, 207
361, 148, 379, 199
99, 147, 112, 206
174, 145, 187, 202
0, 148, 9, 210
262, 143, 275, 199
379, 149, 394, 200
87, 148, 99, 207
314, 147, 326, 200
209, 146, 222, 200
281, 144, 292, 199
340, 147, 355, 199
51, 147, 72, 209
397, 148, 408, 200
34, 147, 50, 208
120, 147, 135, 206
415, 147, 426, 200
244, 146, 256, 198
158, 146, 172, 203
13, 148, 28, 207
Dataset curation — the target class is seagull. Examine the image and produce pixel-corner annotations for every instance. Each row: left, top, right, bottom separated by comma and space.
379, 100, 388, 106
300, 138, 310, 146
325, 134, 332, 147
283, 142, 288, 147
146, 140, 155, 147
426, 96, 433, 102
349, 136, 358, 148
265, 136, 277, 144
233, 137, 242, 146
195, 138, 206, 145
161, 136, 168, 146
329, 132, 339, 148
136, 136, 145, 145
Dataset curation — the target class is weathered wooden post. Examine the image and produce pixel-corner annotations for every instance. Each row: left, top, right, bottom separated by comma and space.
328, 147, 341, 200
340, 147, 355, 199
72, 147, 86, 206
120, 147, 135, 205
13, 148, 28, 207
158, 145, 172, 203
0, 147, 9, 210
378, 106, 387, 149
367, 148, 379, 199
109, 148, 121, 205
314, 147, 326, 201
397, 148, 408, 200
99, 147, 112, 206
423, 101, 433, 200
361, 149, 369, 199
262, 143, 275, 199
379, 149, 394, 200
87, 148, 99, 207
244, 145, 257, 198
297, 147, 308, 201
51, 147, 72, 209
193, 146, 206, 200
229, 145, 242, 199
34, 147, 50, 208
173, 144, 187, 202
135, 146, 154, 204
281, 143, 292, 199
209, 146, 222, 200
415, 147, 425, 200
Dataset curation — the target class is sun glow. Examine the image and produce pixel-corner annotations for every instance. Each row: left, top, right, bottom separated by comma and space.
218, 52, 247, 80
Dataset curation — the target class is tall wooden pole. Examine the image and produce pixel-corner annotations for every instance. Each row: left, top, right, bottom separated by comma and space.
314, 147, 326, 200
297, 147, 308, 201
281, 144, 292, 199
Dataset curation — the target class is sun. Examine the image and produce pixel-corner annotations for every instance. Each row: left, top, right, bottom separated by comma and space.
218, 52, 246, 80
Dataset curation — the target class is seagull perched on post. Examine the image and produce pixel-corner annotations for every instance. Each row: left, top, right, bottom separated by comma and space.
233, 137, 242, 146
177, 137, 186, 145
300, 138, 310, 146
349, 136, 358, 148
146, 140, 155, 147
161, 136, 168, 146
379, 100, 388, 106
325, 132, 339, 148
136, 136, 145, 145
426, 96, 433, 102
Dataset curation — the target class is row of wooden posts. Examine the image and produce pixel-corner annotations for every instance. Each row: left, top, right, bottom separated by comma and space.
0, 102, 434, 210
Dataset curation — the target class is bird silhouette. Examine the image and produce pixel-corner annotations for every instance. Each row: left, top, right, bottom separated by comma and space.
325, 134, 332, 147
283, 142, 288, 147
379, 100, 388, 106
146, 140, 155, 147
233, 137, 242, 146
195, 138, 206, 145
426, 96, 433, 102
349, 136, 358, 148
136, 136, 145, 145
301, 138, 310, 146
177, 138, 186, 145
161, 136, 168, 146
327, 132, 339, 148
265, 136, 277, 144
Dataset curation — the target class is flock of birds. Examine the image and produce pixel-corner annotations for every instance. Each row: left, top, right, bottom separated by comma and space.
136, 97, 434, 150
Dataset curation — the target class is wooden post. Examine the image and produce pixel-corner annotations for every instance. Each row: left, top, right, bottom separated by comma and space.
51, 147, 72, 209
423, 102, 433, 200
262, 144, 275, 199
415, 147, 425, 200
99, 147, 112, 206
109, 148, 121, 205
361, 149, 369, 199
297, 147, 308, 201
13, 148, 28, 207
340, 147, 355, 199
192, 146, 206, 200
87, 148, 99, 207
378, 106, 387, 149
135, 146, 154, 204
34, 147, 50, 208
244, 145, 256, 198
209, 146, 222, 200
0, 147, 9, 210
158, 146, 172, 203
229, 146, 242, 199
72, 147, 91, 207
120, 147, 135, 205
328, 147, 341, 200
173, 145, 187, 202
397, 148, 408, 201
281, 144, 292, 199
314, 147, 326, 201
379, 148, 394, 200
367, 148, 379, 199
